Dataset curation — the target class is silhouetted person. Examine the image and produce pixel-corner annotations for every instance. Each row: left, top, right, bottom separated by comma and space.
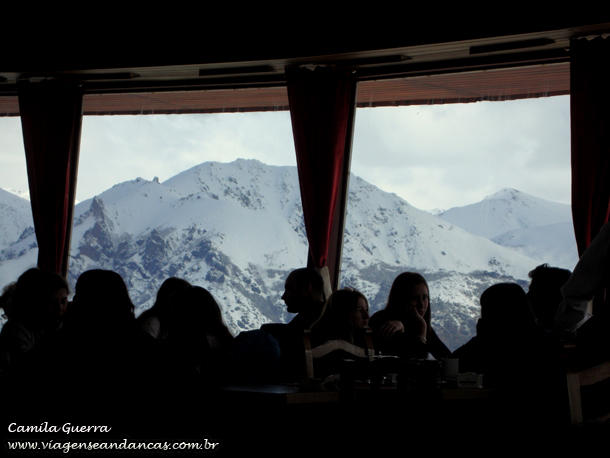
10, 269, 163, 426
369, 272, 450, 360
308, 288, 371, 378
556, 222, 610, 341
277, 267, 326, 330
0, 281, 17, 321
452, 282, 565, 421
453, 283, 560, 387
164, 286, 238, 388
310, 288, 370, 346
165, 286, 281, 389
0, 268, 68, 370
137, 277, 191, 339
526, 263, 571, 333
260, 268, 325, 381
556, 222, 610, 368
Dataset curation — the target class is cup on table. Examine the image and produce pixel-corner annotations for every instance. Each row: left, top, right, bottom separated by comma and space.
441, 358, 459, 381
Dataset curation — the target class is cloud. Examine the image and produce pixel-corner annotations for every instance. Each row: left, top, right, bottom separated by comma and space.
350, 96, 571, 210
1, 95, 571, 211
77, 112, 297, 201
0, 117, 27, 192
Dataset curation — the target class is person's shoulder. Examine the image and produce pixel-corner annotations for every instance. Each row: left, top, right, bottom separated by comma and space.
289, 301, 325, 328
368, 309, 391, 327
450, 335, 485, 361
369, 309, 388, 318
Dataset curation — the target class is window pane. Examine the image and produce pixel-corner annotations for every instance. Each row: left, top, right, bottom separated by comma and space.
341, 96, 575, 351
71, 110, 303, 335
0, 116, 38, 327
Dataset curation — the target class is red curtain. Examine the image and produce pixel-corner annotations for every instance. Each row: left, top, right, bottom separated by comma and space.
570, 36, 610, 255
286, 66, 355, 273
18, 80, 83, 277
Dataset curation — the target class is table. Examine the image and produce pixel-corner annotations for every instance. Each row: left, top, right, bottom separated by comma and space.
221, 381, 502, 407
221, 383, 340, 405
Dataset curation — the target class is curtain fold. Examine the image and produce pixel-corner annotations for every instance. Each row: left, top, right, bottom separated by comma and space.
286, 66, 355, 285
18, 80, 83, 277
570, 36, 610, 255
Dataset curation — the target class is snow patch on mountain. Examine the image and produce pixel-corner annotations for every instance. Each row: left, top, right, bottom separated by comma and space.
438, 188, 576, 270
0, 188, 34, 251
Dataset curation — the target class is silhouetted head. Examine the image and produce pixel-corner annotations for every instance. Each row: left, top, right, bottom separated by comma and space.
386, 272, 432, 327
138, 277, 191, 323
169, 286, 232, 342
479, 282, 532, 337
157, 277, 192, 301
11, 268, 69, 328
0, 282, 17, 320
281, 268, 324, 313
311, 288, 370, 344
527, 264, 572, 327
72, 269, 134, 327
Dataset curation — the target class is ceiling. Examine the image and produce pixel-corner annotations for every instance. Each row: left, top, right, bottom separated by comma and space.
1, 16, 608, 116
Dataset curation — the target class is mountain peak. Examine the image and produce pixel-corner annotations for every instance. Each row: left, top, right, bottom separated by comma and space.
439, 187, 572, 245
1, 187, 30, 201
484, 188, 521, 200
232, 158, 265, 166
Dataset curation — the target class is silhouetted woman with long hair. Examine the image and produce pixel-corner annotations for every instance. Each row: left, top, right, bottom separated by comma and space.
306, 288, 372, 379
168, 287, 233, 348
369, 272, 450, 360
164, 286, 238, 388
137, 277, 191, 339
310, 287, 370, 347
62, 269, 161, 384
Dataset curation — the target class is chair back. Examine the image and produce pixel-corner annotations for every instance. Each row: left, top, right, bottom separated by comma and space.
564, 297, 610, 423
303, 328, 374, 379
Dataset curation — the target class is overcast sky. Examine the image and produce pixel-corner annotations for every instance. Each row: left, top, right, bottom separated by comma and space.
0, 95, 571, 212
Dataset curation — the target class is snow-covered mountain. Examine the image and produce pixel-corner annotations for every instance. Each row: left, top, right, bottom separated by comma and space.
0, 161, 574, 350
0, 188, 34, 251
2, 188, 30, 202
438, 188, 578, 271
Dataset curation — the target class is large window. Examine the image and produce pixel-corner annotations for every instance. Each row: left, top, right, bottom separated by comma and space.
0, 94, 577, 346
71, 110, 304, 335
340, 96, 575, 351
0, 117, 38, 327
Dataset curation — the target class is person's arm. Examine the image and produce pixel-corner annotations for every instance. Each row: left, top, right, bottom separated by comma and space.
376, 320, 405, 342
370, 310, 401, 342
556, 223, 610, 334
373, 308, 427, 344
260, 322, 289, 341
